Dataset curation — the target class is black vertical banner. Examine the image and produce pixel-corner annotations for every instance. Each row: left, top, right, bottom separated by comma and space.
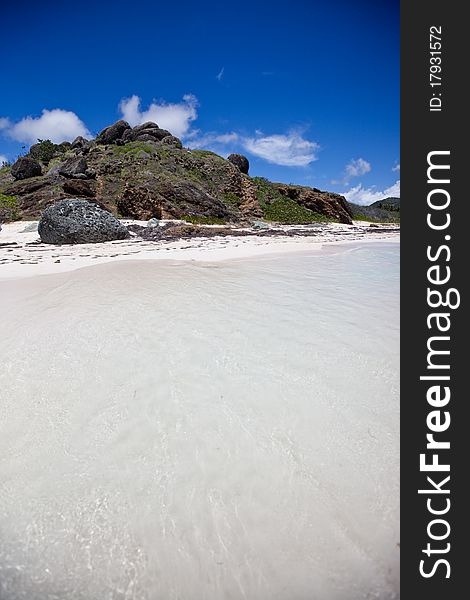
401, 2, 467, 598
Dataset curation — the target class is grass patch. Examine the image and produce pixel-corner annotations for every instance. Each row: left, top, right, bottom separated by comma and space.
0, 193, 20, 221
262, 200, 330, 224
348, 202, 400, 223
253, 176, 330, 224
112, 142, 154, 156
182, 214, 227, 225
190, 149, 224, 160
183, 167, 206, 184
223, 191, 241, 207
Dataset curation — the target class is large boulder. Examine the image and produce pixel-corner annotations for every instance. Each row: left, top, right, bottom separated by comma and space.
38, 199, 130, 244
162, 135, 183, 149
142, 128, 172, 141
62, 179, 96, 197
133, 121, 159, 133
58, 156, 90, 179
133, 133, 159, 143
11, 157, 42, 180
71, 136, 90, 150
228, 154, 249, 175
96, 120, 131, 145
122, 126, 173, 144
156, 178, 233, 221
117, 185, 163, 220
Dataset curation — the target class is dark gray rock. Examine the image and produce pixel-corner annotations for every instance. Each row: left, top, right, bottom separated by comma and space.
252, 220, 270, 230
156, 179, 232, 221
117, 186, 163, 220
38, 199, 130, 244
162, 135, 183, 149
144, 128, 172, 141
96, 120, 131, 145
11, 157, 42, 180
122, 126, 172, 144
228, 154, 249, 175
71, 136, 90, 149
62, 179, 96, 197
58, 157, 89, 178
121, 129, 134, 143
134, 134, 159, 143
133, 121, 159, 133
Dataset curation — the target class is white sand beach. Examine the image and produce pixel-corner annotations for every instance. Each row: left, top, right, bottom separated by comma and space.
0, 238, 399, 599
0, 220, 399, 280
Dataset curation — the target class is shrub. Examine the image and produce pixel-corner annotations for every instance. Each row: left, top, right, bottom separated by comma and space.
190, 149, 224, 160
28, 139, 65, 165
112, 143, 154, 156
253, 177, 330, 224
0, 193, 20, 221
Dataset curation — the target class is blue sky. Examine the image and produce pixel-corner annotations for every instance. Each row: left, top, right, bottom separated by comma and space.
0, 0, 399, 204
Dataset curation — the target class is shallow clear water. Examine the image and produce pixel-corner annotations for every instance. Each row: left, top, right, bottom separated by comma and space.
0, 242, 399, 599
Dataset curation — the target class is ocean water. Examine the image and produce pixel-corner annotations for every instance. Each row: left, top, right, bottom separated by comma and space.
0, 242, 400, 600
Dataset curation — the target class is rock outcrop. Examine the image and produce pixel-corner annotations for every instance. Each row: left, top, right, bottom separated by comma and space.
58, 156, 90, 179
228, 154, 249, 175
38, 199, 130, 244
96, 120, 131, 145
161, 135, 183, 149
117, 185, 163, 220
0, 119, 354, 225
274, 184, 353, 224
11, 157, 42, 180
62, 179, 96, 197
156, 179, 233, 220
71, 136, 90, 150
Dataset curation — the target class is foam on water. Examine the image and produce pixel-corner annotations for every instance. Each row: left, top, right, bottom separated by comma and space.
0, 242, 399, 599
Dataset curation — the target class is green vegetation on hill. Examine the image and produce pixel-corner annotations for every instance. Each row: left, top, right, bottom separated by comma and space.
371, 197, 400, 212
253, 177, 331, 224
0, 119, 356, 225
0, 193, 19, 221
348, 197, 400, 223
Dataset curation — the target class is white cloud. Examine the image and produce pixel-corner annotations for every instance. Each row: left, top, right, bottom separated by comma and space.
332, 157, 372, 185
0, 154, 8, 165
5, 109, 91, 144
216, 67, 225, 81
242, 131, 319, 167
345, 158, 371, 178
215, 132, 238, 144
119, 94, 198, 138
392, 163, 400, 172
0, 118, 11, 130
188, 131, 239, 151
343, 180, 400, 205
189, 129, 319, 167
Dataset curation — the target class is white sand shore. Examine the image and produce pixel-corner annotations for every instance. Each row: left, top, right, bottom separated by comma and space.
0, 245, 399, 599
0, 220, 399, 280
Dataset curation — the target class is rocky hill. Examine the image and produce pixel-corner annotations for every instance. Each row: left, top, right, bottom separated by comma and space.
370, 197, 400, 212
0, 120, 353, 225
348, 197, 400, 223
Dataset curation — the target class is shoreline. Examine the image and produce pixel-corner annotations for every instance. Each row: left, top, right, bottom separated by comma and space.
0, 220, 399, 281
